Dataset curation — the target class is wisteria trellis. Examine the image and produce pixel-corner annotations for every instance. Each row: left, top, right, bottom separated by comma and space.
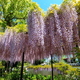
0, 3, 79, 62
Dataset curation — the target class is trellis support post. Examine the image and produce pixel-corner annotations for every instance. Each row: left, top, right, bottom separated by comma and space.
51, 54, 53, 80
20, 52, 24, 80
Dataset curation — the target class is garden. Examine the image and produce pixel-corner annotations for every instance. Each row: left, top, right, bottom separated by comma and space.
0, 60, 80, 80
0, 0, 80, 80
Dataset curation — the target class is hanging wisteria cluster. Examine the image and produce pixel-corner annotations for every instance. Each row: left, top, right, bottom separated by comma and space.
0, 29, 26, 62
45, 9, 63, 56
59, 3, 79, 55
0, 2, 79, 62
25, 11, 45, 63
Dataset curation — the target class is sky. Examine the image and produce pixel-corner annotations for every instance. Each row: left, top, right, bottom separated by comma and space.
32, 0, 63, 11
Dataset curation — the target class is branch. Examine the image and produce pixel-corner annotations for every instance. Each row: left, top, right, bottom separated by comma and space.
12, 17, 27, 20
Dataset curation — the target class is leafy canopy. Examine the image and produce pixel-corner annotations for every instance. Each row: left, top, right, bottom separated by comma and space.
0, 0, 43, 27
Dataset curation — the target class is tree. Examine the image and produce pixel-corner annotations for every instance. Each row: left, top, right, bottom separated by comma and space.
0, 0, 43, 27
0, 0, 33, 26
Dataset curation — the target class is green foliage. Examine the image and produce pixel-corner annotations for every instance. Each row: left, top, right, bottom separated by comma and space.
0, 77, 4, 80
2, 66, 80, 80
30, 2, 45, 17
61, 0, 80, 14
4, 68, 20, 80
0, 0, 44, 27
0, 62, 4, 69
61, 0, 74, 9
54, 62, 72, 73
0, 0, 32, 26
28, 65, 51, 69
74, 47, 80, 57
7, 24, 28, 33
53, 62, 80, 79
73, 47, 80, 63
75, 0, 80, 14
23, 74, 51, 80
14, 19, 26, 24
0, 32, 4, 35
13, 24, 28, 33
0, 61, 80, 80
47, 4, 59, 15
33, 59, 45, 65
0, 20, 7, 32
